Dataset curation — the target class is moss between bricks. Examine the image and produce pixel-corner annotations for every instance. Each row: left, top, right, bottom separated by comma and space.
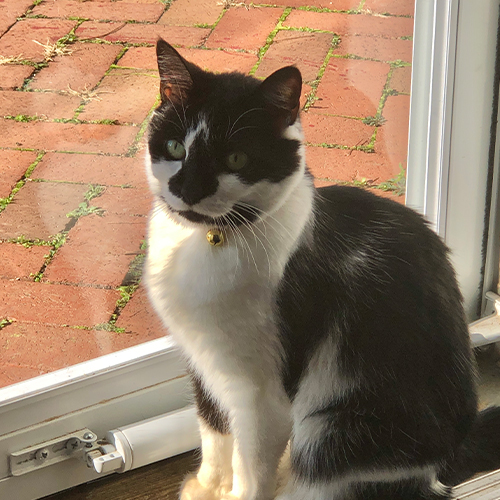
66, 184, 106, 219
0, 152, 44, 213
319, 164, 406, 196
249, 7, 293, 75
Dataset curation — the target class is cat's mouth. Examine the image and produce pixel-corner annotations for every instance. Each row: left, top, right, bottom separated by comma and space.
162, 198, 259, 227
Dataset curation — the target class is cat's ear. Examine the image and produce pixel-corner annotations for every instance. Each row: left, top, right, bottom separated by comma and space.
259, 66, 302, 131
156, 38, 197, 104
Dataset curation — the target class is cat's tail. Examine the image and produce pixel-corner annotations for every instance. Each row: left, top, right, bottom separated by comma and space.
440, 406, 500, 486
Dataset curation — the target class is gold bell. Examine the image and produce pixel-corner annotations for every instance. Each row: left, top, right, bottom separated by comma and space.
206, 228, 224, 247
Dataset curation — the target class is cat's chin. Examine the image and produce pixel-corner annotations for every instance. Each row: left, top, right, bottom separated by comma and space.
176, 209, 219, 225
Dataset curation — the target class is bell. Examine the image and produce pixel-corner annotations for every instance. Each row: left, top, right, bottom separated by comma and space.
206, 228, 224, 247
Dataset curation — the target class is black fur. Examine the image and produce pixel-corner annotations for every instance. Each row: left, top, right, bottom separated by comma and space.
191, 373, 230, 435
278, 186, 480, 491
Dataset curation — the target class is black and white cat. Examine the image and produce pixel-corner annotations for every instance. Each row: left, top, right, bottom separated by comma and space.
144, 39, 500, 500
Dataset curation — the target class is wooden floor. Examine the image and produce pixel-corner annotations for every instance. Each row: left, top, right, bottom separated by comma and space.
42, 451, 198, 500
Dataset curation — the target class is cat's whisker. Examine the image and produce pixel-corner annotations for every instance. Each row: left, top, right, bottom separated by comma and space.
230, 210, 271, 280
166, 95, 187, 133
228, 211, 259, 274
226, 107, 264, 140
220, 214, 242, 280
233, 206, 279, 262
227, 125, 259, 141
236, 201, 295, 241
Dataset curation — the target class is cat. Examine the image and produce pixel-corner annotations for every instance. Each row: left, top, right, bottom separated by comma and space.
144, 39, 500, 500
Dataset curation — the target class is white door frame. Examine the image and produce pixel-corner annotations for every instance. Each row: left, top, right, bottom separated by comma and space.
2, 1, 500, 498
407, 0, 500, 321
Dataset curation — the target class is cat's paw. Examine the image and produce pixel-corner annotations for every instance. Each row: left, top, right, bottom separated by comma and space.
180, 474, 219, 500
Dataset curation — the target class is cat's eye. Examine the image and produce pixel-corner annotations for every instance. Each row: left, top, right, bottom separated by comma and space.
166, 139, 186, 160
226, 152, 248, 171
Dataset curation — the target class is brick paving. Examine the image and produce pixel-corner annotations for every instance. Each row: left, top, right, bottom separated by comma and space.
0, 0, 413, 388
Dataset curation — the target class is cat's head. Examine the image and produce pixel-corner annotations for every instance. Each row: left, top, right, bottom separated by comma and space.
147, 39, 306, 229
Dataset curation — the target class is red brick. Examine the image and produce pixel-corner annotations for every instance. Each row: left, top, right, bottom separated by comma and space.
78, 69, 159, 125
74, 21, 126, 40
43, 213, 147, 286
0, 321, 160, 385
0, 19, 77, 62
0, 65, 34, 90
32, 0, 165, 23
177, 48, 258, 75
116, 285, 166, 337
76, 21, 210, 47
0, 90, 80, 120
117, 47, 158, 70
314, 58, 389, 117
284, 11, 414, 38
337, 35, 413, 62
390, 65, 411, 94
33, 152, 149, 188
364, 0, 415, 17
306, 144, 402, 182
0, 181, 88, 240
302, 113, 374, 147
159, 0, 224, 27
244, 0, 360, 8
0, 365, 45, 388
29, 43, 123, 92
90, 187, 152, 217
0, 150, 38, 198
0, 120, 138, 154
0, 280, 119, 326
206, 7, 284, 52
0, 0, 37, 37
377, 94, 410, 159
0, 242, 49, 279
255, 31, 333, 82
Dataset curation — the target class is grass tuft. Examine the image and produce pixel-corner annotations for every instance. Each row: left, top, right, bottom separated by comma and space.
32, 39, 73, 61
0, 55, 25, 65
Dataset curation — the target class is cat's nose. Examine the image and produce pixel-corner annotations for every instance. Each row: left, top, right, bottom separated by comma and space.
168, 169, 217, 206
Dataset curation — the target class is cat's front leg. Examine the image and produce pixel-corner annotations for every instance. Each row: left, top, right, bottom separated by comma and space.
181, 420, 233, 500
181, 376, 233, 500
222, 382, 291, 500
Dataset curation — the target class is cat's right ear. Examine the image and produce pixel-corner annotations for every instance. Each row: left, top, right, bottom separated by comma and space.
156, 39, 195, 104
259, 66, 302, 132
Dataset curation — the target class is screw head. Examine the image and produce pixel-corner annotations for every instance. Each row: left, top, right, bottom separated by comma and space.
66, 438, 81, 451
83, 432, 95, 441
36, 448, 50, 462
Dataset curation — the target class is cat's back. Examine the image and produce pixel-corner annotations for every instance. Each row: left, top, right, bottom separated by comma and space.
280, 184, 475, 412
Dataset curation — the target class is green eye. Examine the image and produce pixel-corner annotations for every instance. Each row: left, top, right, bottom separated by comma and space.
166, 139, 185, 160
226, 152, 248, 171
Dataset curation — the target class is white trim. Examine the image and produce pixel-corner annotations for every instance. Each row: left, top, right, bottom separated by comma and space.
406, 0, 458, 236
0, 338, 189, 437
0, 337, 178, 408
407, 0, 500, 321
481, 85, 500, 315
0, 339, 194, 489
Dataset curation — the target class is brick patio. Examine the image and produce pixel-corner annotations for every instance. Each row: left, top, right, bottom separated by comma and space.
0, 0, 414, 387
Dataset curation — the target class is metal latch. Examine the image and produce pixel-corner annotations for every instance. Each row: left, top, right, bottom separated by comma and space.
10, 429, 99, 476
9, 428, 126, 477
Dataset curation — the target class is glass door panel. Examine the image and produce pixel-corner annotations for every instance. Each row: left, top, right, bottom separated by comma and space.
0, 0, 415, 388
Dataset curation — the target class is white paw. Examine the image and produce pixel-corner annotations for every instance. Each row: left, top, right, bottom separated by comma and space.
180, 474, 220, 500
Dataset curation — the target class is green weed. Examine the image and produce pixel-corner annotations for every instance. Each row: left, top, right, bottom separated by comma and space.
0, 318, 13, 330
376, 164, 406, 196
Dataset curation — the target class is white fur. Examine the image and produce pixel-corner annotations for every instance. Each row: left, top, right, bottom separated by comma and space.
145, 118, 313, 499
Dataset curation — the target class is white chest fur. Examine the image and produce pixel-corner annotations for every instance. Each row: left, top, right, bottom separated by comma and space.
144, 173, 314, 407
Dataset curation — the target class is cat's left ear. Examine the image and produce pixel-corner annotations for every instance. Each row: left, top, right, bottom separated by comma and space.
156, 38, 199, 104
259, 66, 302, 132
